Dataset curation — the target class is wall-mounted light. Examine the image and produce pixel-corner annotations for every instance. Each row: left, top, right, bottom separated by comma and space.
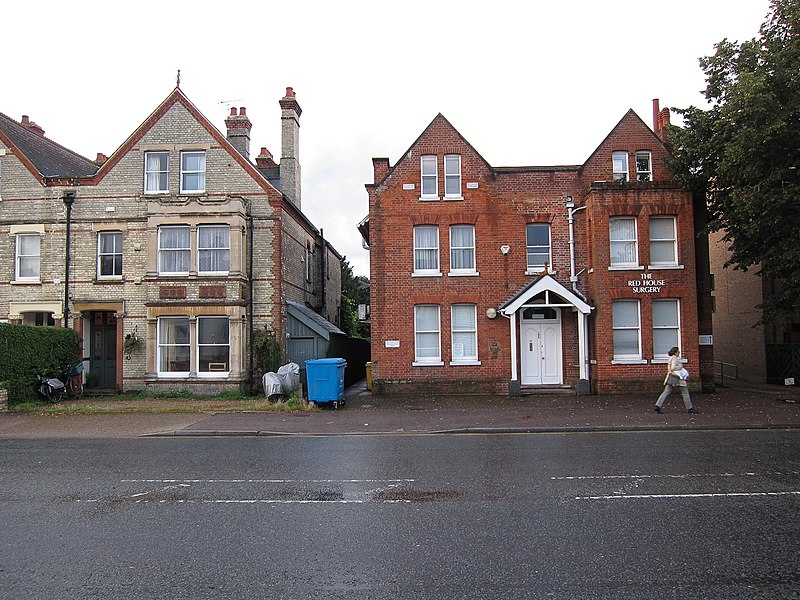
566, 195, 575, 208
486, 307, 498, 319
500, 245, 511, 255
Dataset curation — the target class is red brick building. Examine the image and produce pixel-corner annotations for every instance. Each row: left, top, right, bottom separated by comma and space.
361, 101, 711, 395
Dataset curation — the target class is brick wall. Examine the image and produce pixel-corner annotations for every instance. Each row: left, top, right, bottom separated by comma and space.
369, 111, 703, 395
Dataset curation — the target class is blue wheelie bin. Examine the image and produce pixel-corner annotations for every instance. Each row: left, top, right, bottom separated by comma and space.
305, 358, 347, 408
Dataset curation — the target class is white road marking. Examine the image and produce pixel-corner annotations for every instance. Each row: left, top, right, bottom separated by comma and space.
120, 479, 415, 484
576, 491, 800, 501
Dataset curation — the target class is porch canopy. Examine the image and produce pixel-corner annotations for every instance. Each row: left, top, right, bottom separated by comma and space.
499, 275, 593, 383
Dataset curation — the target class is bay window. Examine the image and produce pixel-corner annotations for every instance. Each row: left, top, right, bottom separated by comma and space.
198, 225, 230, 274
158, 226, 190, 274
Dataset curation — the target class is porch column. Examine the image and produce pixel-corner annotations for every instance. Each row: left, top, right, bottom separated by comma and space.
509, 310, 518, 382
577, 311, 588, 381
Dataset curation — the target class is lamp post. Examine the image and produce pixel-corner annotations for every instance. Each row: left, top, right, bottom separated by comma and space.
63, 191, 76, 328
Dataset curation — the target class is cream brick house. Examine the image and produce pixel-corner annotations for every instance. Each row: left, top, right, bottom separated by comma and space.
0, 86, 342, 394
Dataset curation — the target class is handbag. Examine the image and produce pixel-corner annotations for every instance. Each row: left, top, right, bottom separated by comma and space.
677, 368, 690, 380
666, 373, 680, 386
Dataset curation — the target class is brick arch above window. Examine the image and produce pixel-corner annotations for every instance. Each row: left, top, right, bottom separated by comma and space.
409, 215, 442, 225
523, 212, 555, 223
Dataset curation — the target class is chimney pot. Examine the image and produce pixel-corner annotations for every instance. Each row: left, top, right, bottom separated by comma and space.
285, 87, 294, 97
21, 115, 30, 125
230, 107, 238, 116
239, 107, 246, 116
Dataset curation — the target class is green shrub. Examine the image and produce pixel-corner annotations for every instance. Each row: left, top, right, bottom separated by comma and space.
0, 324, 80, 405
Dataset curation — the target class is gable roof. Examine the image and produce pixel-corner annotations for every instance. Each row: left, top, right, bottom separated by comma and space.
375, 113, 494, 188
581, 109, 668, 171
0, 111, 98, 180
92, 87, 279, 194
499, 274, 592, 315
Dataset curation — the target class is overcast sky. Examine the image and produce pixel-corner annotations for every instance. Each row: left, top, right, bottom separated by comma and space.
4, 1, 771, 277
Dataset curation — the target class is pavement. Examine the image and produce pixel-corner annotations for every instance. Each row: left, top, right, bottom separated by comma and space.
1, 380, 799, 439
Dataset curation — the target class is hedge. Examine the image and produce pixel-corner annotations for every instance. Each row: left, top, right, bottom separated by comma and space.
0, 324, 80, 405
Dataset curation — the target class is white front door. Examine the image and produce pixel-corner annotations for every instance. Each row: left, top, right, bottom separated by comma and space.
520, 309, 562, 385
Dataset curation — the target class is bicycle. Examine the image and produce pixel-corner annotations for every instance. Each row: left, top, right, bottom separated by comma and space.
59, 361, 85, 399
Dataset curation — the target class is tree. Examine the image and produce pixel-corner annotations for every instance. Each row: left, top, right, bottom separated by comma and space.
340, 259, 370, 339
668, 0, 800, 324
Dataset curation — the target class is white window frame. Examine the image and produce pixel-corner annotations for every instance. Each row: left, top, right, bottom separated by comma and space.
612, 299, 643, 362
413, 225, 441, 276
157, 316, 191, 377
158, 225, 191, 275
451, 304, 479, 365
197, 316, 230, 378
15, 233, 41, 282
526, 223, 552, 273
609, 216, 640, 269
144, 151, 169, 194
444, 154, 462, 199
649, 216, 679, 267
612, 151, 629, 181
420, 155, 438, 200
413, 304, 442, 365
653, 299, 681, 361
449, 224, 476, 275
180, 150, 206, 194
636, 151, 652, 181
197, 225, 230, 275
97, 231, 123, 280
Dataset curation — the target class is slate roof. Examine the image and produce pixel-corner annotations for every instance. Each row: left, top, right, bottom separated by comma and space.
0, 111, 98, 179
286, 300, 344, 337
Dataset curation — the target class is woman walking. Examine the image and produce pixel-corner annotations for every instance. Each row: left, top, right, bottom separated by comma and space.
655, 346, 697, 414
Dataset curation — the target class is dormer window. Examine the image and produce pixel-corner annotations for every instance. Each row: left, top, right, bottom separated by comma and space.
636, 151, 652, 181
612, 151, 628, 181
420, 155, 438, 199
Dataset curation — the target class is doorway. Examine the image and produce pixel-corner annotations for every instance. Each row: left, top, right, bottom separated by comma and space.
87, 311, 117, 389
520, 307, 562, 386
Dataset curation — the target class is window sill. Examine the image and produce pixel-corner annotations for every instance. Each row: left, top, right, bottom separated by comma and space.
10, 279, 41, 285
448, 271, 479, 277
608, 265, 645, 271
411, 271, 443, 278
412, 361, 444, 367
611, 359, 648, 365
94, 278, 124, 284
418, 196, 441, 202
143, 191, 170, 196
647, 264, 684, 270
156, 373, 191, 378
443, 195, 464, 201
526, 268, 556, 276
449, 360, 481, 366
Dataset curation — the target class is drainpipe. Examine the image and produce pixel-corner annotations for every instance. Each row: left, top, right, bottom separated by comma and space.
62, 191, 76, 328
566, 196, 587, 299
566, 196, 591, 391
247, 200, 254, 392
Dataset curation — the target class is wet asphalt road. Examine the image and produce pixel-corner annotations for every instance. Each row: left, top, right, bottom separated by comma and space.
1, 429, 799, 599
